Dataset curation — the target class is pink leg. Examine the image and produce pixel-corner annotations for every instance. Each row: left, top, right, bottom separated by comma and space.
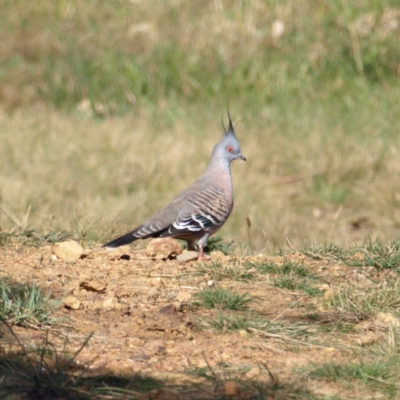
198, 244, 209, 261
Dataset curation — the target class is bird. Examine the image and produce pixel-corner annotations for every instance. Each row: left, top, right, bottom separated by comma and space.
103, 114, 246, 260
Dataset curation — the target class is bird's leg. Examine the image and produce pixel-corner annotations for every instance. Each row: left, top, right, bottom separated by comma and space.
186, 240, 196, 251
197, 234, 211, 261
198, 243, 211, 261
198, 244, 207, 261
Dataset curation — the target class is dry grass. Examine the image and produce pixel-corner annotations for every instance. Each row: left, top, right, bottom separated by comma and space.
2, 105, 400, 253
0, 1, 400, 253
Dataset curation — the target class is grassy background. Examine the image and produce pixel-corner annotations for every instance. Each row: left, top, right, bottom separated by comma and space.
1, 0, 400, 252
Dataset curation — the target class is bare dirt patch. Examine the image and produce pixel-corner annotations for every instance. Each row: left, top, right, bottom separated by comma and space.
0, 241, 399, 398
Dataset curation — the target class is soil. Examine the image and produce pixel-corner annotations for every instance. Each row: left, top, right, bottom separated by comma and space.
0, 241, 397, 399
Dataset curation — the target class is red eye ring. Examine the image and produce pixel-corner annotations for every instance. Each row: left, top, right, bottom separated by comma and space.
226, 145, 234, 153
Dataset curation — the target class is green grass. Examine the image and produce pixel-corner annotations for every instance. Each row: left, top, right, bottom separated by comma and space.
248, 260, 324, 297
194, 261, 254, 282
275, 277, 323, 297
195, 310, 319, 346
298, 320, 400, 398
305, 356, 399, 398
302, 240, 400, 272
0, 229, 71, 248
0, 280, 62, 327
349, 240, 400, 270
193, 288, 256, 311
182, 236, 234, 255
1, 1, 399, 114
196, 312, 253, 332
301, 243, 348, 263
326, 281, 400, 316
185, 364, 318, 400
203, 236, 234, 255
308, 361, 391, 384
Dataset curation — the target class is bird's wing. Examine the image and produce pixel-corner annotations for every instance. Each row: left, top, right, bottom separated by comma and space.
160, 186, 231, 236
103, 200, 182, 248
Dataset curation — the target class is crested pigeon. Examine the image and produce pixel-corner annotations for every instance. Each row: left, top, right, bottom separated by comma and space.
103, 115, 246, 260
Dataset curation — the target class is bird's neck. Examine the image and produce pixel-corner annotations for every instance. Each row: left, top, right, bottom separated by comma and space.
206, 156, 231, 174
205, 157, 233, 194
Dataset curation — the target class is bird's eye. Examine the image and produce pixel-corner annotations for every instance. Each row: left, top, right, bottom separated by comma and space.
226, 145, 234, 153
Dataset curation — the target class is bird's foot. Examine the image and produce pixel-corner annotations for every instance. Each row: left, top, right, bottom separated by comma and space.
198, 249, 210, 262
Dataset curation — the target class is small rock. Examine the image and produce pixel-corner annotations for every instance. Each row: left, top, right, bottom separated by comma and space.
324, 347, 335, 353
353, 252, 365, 261
64, 295, 81, 310
146, 388, 180, 400
149, 277, 163, 287
375, 312, 400, 328
80, 279, 107, 293
42, 267, 63, 277
246, 268, 257, 275
175, 291, 192, 303
53, 240, 83, 262
146, 238, 183, 260
104, 245, 131, 260
353, 332, 381, 346
63, 279, 80, 296
224, 381, 240, 396
159, 304, 177, 314
102, 297, 114, 309
354, 320, 373, 332
130, 353, 150, 362
245, 367, 260, 379
148, 288, 160, 297
210, 251, 227, 262
322, 288, 335, 300
238, 329, 248, 337
177, 250, 198, 263
83, 247, 104, 259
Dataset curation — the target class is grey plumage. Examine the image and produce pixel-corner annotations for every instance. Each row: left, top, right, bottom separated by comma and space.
103, 114, 246, 260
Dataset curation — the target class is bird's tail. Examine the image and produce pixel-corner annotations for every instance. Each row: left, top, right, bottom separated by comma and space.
103, 231, 138, 249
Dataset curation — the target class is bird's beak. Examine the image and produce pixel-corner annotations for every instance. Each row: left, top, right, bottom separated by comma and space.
238, 154, 247, 162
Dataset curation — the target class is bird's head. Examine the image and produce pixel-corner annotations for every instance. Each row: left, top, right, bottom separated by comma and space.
212, 113, 246, 164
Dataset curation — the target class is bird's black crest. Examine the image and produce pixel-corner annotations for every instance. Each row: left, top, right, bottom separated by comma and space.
222, 109, 235, 137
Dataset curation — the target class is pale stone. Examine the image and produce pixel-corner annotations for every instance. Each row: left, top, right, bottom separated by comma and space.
353, 332, 380, 346
147, 388, 180, 400
324, 347, 336, 353
102, 297, 114, 309
41, 267, 62, 277
64, 295, 81, 310
238, 329, 248, 337
53, 240, 83, 262
375, 312, 400, 328
224, 381, 241, 396
210, 251, 227, 262
245, 367, 260, 379
80, 279, 107, 293
175, 291, 192, 303
146, 238, 183, 260
104, 246, 131, 260
271, 20, 285, 39
354, 320, 373, 332
177, 250, 198, 263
